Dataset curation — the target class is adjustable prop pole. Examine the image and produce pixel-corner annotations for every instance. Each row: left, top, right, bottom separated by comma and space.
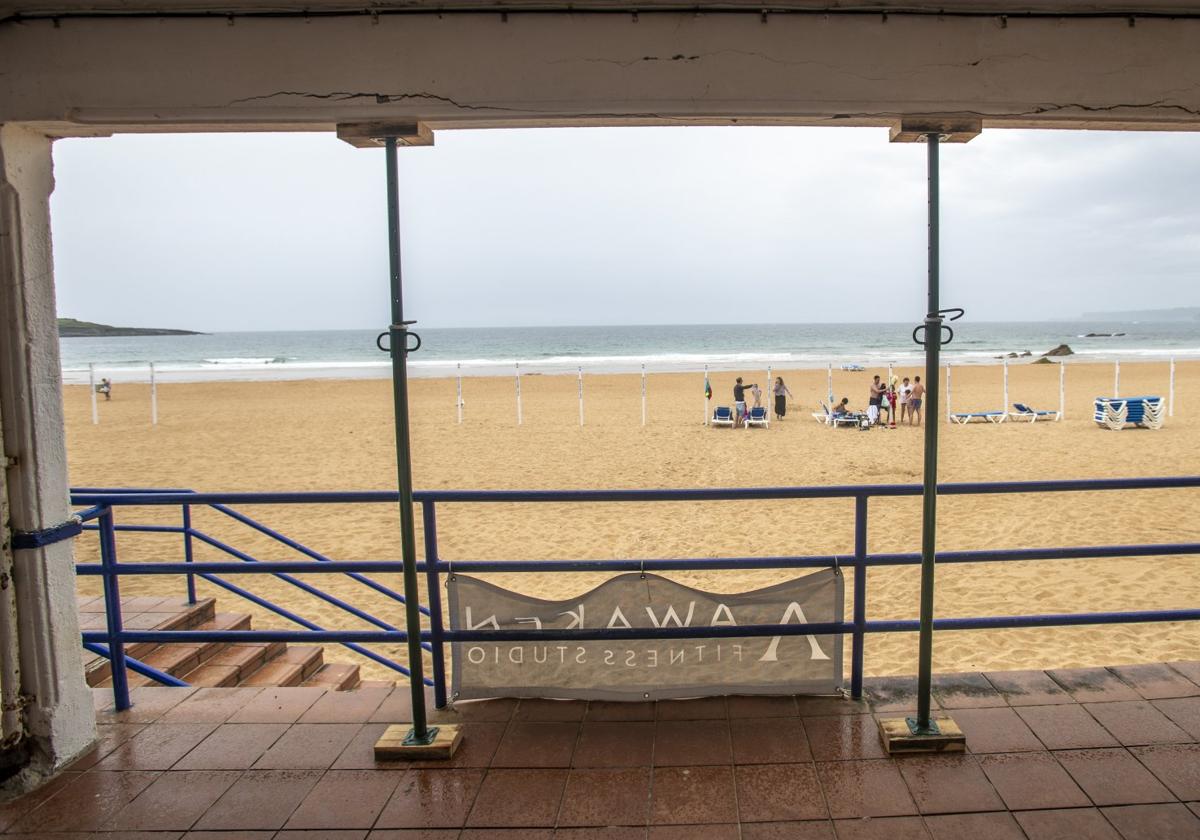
383, 137, 433, 746
915, 132, 942, 734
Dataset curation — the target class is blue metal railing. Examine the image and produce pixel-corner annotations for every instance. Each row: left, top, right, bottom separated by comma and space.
73, 477, 1200, 712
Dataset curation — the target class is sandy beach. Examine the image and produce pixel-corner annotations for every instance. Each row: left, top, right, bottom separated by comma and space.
65, 360, 1200, 683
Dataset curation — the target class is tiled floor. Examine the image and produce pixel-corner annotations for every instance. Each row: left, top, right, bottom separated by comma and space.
2, 662, 1199, 838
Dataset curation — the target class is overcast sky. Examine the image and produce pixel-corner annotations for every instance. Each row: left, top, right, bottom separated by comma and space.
49, 126, 1200, 332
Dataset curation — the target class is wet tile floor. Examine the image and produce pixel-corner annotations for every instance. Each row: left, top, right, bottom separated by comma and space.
1, 662, 1198, 838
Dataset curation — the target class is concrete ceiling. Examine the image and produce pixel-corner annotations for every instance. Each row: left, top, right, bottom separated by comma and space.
4, 0, 1200, 18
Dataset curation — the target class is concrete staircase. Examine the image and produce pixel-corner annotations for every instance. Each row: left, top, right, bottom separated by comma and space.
78, 595, 394, 691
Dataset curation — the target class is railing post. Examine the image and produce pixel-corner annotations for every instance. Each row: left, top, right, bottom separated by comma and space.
99, 507, 131, 711
182, 503, 196, 605
851, 495, 868, 699
422, 500, 448, 709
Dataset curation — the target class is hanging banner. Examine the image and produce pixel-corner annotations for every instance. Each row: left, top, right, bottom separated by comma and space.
448, 570, 843, 701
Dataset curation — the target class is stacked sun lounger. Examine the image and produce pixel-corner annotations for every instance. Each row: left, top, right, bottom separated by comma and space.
1093, 396, 1164, 430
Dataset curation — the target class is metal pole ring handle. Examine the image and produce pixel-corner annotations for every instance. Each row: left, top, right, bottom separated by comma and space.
912, 323, 955, 347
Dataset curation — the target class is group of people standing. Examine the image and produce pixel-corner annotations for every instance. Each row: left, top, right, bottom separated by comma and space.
865, 374, 924, 426
732, 376, 795, 426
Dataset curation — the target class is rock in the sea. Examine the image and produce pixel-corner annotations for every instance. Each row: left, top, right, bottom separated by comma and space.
1042, 344, 1074, 357
1020, 351, 1033, 357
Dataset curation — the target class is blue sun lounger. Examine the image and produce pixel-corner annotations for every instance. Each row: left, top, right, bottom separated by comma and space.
745, 406, 769, 429
711, 405, 734, 428
951, 411, 1006, 425
1009, 403, 1061, 422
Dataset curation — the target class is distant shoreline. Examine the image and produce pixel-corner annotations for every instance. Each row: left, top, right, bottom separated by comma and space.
58, 318, 205, 338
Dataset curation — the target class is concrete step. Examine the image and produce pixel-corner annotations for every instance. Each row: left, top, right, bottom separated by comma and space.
302, 662, 361, 691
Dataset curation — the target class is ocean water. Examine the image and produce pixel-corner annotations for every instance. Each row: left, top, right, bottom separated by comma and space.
59, 321, 1200, 384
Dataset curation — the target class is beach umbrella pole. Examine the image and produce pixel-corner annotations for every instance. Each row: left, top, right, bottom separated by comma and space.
89, 363, 98, 425
641, 364, 647, 426
1169, 358, 1175, 417
1114, 360, 1120, 397
704, 364, 710, 425
945, 364, 952, 425
456, 363, 463, 424
515, 363, 522, 425
150, 362, 158, 425
578, 366, 584, 426
380, 136, 435, 748
1060, 362, 1066, 420
1002, 358, 1008, 414
827, 363, 833, 406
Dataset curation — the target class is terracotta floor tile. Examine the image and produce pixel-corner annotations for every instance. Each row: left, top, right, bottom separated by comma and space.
103, 769, 241, 831
931, 672, 1006, 709
284, 768, 404, 829
923, 811, 1025, 840
1013, 806, 1122, 839
864, 676, 937, 714
465, 768, 567, 827
738, 820, 836, 839
0, 769, 78, 831
298, 686, 392, 723
1110, 663, 1200, 700
983, 670, 1074, 706
1153, 697, 1200, 740
458, 831, 553, 840
650, 766, 737, 825
1130, 744, 1200, 800
649, 824, 739, 840
653, 719, 732, 765
951, 706, 1044, 753
160, 687, 265, 723
587, 700, 656, 721
329, 722, 394, 769
1085, 700, 1192, 746
375, 768, 485, 828
252, 723, 361, 769
95, 686, 197, 723
574, 721, 655, 767
977, 751, 1090, 811
817, 758, 915, 818
1099, 803, 1200, 840
1055, 747, 1175, 805
805, 715, 888, 761
192, 769, 323, 831
64, 723, 147, 770
182, 832, 276, 839
513, 698, 588, 721
727, 695, 799, 718
730, 717, 812, 764
1048, 667, 1142, 703
7, 770, 160, 833
94, 722, 217, 770
1168, 661, 1200, 685
556, 828, 649, 839
1191, 801, 1200, 820
557, 767, 652, 826
1015, 704, 1120, 750
430, 696, 519, 723
226, 686, 327, 723
368, 830, 461, 840
172, 722, 289, 770
895, 754, 1005, 815
406, 720, 508, 769
736, 763, 828, 822
491, 721, 581, 768
832, 815, 931, 839
276, 831, 369, 840
368, 686, 419, 722
655, 697, 728, 720
796, 697, 871, 717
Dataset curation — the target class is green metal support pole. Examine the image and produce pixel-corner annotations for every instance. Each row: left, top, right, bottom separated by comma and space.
384, 136, 435, 745
914, 132, 941, 735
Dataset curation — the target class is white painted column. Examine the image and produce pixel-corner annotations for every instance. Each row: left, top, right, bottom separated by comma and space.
0, 125, 96, 780
149, 362, 158, 425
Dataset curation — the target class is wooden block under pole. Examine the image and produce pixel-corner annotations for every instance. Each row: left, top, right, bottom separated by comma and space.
375, 723, 463, 761
877, 716, 966, 755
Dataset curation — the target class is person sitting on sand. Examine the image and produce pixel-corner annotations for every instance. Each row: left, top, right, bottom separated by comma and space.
910, 376, 925, 426
733, 377, 757, 427
773, 376, 793, 420
97, 378, 112, 401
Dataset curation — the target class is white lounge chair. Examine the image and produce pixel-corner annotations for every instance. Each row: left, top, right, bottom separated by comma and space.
745, 406, 769, 429
711, 405, 735, 428
1009, 403, 1061, 422
951, 411, 1007, 425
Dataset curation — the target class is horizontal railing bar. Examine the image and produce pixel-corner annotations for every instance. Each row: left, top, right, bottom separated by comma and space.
74, 505, 107, 523
69, 476, 1200, 507
79, 605, 1200, 646
82, 641, 189, 687
81, 523, 187, 534
74, 538, 1200, 577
